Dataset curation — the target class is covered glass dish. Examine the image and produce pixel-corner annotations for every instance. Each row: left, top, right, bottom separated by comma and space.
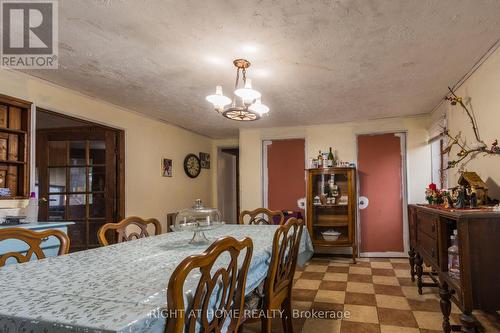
172, 199, 224, 244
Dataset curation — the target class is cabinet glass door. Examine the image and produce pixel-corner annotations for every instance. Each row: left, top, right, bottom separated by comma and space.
311, 170, 350, 244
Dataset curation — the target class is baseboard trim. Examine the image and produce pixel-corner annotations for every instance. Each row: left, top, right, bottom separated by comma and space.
360, 252, 407, 258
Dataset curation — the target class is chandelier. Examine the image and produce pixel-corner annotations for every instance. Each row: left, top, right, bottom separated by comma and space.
206, 59, 269, 121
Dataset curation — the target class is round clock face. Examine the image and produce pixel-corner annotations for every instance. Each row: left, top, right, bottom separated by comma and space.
184, 154, 201, 178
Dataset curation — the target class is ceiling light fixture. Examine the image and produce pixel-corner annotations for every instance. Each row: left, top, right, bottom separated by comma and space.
205, 59, 269, 121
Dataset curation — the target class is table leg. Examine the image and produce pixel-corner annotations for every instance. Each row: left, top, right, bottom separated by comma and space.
408, 247, 416, 282
415, 252, 423, 294
439, 281, 454, 333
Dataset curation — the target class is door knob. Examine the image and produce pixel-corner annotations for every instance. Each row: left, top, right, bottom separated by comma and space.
359, 196, 369, 209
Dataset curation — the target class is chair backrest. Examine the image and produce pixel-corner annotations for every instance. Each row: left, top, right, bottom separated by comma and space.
166, 212, 178, 233
0, 227, 70, 266
238, 208, 285, 225
97, 216, 162, 246
265, 218, 303, 302
165, 236, 253, 333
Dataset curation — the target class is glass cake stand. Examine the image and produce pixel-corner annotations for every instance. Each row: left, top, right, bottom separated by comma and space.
171, 199, 225, 245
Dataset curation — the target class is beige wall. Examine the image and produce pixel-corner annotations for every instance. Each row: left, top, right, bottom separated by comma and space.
239, 116, 432, 212
0, 69, 213, 231
431, 47, 500, 198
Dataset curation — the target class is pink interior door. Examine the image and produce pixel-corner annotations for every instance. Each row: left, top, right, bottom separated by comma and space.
358, 133, 404, 253
267, 139, 305, 213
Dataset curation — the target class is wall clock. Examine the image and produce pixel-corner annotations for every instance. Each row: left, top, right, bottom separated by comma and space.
183, 154, 201, 178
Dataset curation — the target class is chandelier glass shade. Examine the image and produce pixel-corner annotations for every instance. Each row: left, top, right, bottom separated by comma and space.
249, 98, 269, 115
205, 59, 269, 121
205, 86, 232, 110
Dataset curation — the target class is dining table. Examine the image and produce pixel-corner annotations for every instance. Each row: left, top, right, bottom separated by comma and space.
0, 224, 313, 333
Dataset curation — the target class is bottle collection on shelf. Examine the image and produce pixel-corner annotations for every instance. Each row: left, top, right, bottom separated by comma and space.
312, 174, 349, 207
448, 229, 460, 279
309, 147, 355, 169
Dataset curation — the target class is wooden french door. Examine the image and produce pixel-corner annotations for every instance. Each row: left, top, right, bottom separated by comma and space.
37, 127, 121, 251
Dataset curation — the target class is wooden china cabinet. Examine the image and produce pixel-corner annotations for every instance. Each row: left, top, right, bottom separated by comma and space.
307, 167, 357, 262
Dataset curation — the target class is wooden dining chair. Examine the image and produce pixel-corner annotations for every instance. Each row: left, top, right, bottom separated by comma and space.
97, 216, 162, 246
240, 217, 304, 333
165, 236, 253, 333
238, 208, 285, 225
0, 227, 70, 267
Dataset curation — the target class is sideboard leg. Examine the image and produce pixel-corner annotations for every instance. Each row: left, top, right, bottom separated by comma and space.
408, 247, 416, 282
439, 281, 454, 333
415, 252, 424, 294
459, 313, 476, 333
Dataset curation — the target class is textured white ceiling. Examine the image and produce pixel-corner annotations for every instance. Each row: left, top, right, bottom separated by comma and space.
24, 0, 500, 138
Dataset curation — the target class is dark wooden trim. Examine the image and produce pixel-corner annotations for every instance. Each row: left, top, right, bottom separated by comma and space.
35, 108, 126, 250
116, 129, 125, 221
0, 94, 32, 109
37, 107, 123, 132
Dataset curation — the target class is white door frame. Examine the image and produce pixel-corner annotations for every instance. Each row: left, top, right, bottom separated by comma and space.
356, 131, 409, 258
262, 140, 272, 208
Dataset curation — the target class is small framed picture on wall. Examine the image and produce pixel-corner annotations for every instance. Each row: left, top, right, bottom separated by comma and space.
162, 158, 172, 177
199, 152, 210, 169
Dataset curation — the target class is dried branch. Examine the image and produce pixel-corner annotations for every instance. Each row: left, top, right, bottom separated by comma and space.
442, 88, 499, 170
446, 87, 483, 144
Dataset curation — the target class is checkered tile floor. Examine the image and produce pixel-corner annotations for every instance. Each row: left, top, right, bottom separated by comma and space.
241, 257, 500, 333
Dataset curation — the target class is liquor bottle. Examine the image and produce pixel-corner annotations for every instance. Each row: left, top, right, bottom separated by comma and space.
327, 147, 334, 167
317, 150, 323, 168
447, 230, 460, 279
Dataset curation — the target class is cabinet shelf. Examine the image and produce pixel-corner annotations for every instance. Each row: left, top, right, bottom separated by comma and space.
0, 160, 26, 165
314, 204, 348, 208
0, 128, 27, 135
316, 215, 349, 223
314, 221, 349, 227
312, 237, 350, 246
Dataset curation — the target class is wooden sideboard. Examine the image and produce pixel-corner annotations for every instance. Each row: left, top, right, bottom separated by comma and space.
408, 204, 500, 332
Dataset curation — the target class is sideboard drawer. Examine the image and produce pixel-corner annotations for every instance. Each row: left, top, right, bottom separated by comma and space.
417, 230, 439, 268
417, 212, 438, 239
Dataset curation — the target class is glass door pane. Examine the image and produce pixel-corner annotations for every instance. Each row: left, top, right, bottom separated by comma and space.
69, 167, 87, 192
69, 141, 86, 165
311, 171, 349, 243
48, 141, 67, 166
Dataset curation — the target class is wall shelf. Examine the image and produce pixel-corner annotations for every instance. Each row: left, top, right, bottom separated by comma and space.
0, 94, 31, 200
